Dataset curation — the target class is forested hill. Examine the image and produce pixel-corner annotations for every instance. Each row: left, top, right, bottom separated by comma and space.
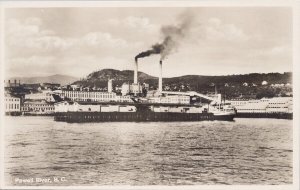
73, 69, 292, 89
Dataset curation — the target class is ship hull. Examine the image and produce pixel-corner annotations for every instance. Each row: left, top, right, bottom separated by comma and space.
54, 111, 234, 123
236, 112, 292, 119
213, 113, 235, 121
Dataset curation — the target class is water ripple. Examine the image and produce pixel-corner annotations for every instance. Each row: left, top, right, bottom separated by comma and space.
4, 117, 293, 185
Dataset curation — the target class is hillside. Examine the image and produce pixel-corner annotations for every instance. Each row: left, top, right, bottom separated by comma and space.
164, 72, 292, 87
74, 69, 292, 87
73, 69, 157, 87
8, 74, 79, 85
72, 69, 292, 98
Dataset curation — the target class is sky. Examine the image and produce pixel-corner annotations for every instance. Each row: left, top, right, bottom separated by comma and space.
4, 7, 292, 78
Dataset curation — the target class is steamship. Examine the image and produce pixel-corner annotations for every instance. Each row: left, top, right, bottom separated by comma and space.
54, 60, 236, 123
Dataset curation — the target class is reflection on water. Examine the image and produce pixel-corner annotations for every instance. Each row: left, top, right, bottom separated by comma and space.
4, 116, 292, 185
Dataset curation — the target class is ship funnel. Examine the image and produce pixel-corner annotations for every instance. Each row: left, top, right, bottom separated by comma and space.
159, 60, 162, 92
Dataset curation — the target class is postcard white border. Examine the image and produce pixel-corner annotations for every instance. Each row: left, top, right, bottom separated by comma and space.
0, 0, 299, 190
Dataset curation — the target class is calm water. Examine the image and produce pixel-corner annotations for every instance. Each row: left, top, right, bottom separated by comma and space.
4, 116, 292, 186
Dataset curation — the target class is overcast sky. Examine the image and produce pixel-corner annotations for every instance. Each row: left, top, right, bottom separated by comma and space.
4, 7, 292, 78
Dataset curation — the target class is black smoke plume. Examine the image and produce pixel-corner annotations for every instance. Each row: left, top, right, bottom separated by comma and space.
135, 11, 194, 62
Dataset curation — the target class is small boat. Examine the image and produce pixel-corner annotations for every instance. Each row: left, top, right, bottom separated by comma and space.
211, 105, 236, 121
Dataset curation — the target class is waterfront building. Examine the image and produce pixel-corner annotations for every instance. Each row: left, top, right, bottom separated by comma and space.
229, 97, 293, 113
22, 100, 55, 114
266, 97, 293, 113
236, 101, 268, 113
5, 94, 21, 114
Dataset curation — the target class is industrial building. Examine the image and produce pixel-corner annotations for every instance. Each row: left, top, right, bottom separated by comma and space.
62, 90, 117, 102
121, 83, 143, 96
4, 79, 21, 88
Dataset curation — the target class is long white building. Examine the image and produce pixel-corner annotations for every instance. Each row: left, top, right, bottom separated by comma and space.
228, 97, 293, 113
62, 90, 117, 102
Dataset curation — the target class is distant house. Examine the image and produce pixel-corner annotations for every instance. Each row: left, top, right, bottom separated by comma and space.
164, 85, 171, 91
262, 81, 268, 85
83, 87, 90, 91
70, 84, 79, 91
242, 82, 248, 87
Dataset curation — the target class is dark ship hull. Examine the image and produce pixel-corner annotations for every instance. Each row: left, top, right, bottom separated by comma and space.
213, 113, 235, 121
54, 111, 235, 123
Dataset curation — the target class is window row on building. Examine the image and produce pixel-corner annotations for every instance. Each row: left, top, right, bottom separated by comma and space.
6, 103, 19, 110
5, 98, 19, 102
62, 90, 116, 102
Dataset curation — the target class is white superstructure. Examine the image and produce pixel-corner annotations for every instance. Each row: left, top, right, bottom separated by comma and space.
54, 101, 137, 113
